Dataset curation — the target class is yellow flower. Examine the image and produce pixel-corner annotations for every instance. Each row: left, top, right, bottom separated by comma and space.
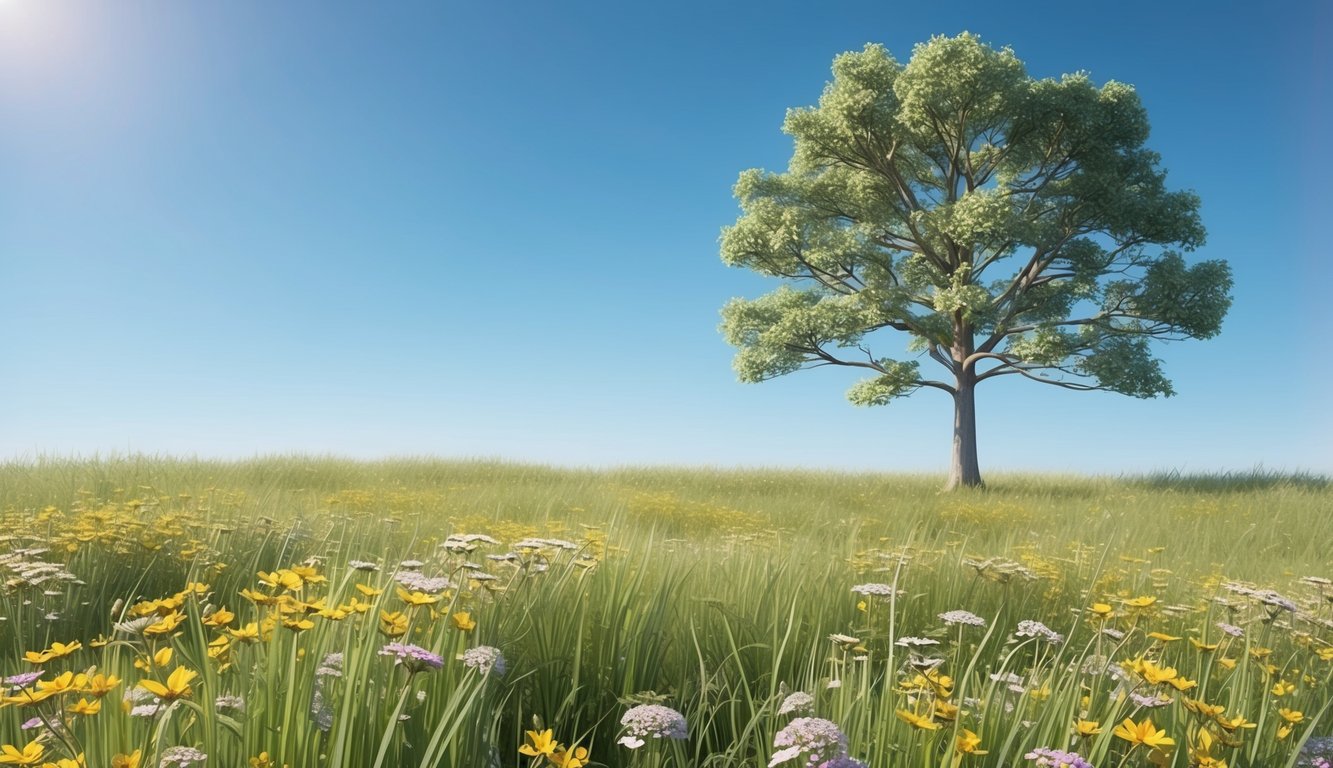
1074, 719, 1103, 737
355, 583, 383, 597
1088, 603, 1115, 619
111, 750, 141, 768
396, 587, 441, 607
282, 617, 315, 632
1147, 631, 1180, 642
1277, 708, 1304, 724
144, 610, 186, 636
249, 752, 272, 768
0, 741, 44, 766
896, 709, 942, 730
203, 607, 235, 628
931, 700, 959, 721
1122, 595, 1157, 609
139, 666, 197, 701
1191, 729, 1227, 768
23, 641, 81, 665
451, 611, 477, 632
519, 729, 559, 758
229, 623, 261, 643
1182, 698, 1225, 718
85, 673, 121, 698
550, 745, 589, 768
1165, 675, 1197, 692
1190, 638, 1219, 652
1217, 657, 1237, 670
36, 672, 87, 696
1113, 718, 1175, 749
1214, 714, 1256, 732
955, 729, 987, 755
1271, 680, 1295, 696
1140, 661, 1178, 685
69, 697, 101, 715
135, 647, 173, 672
380, 610, 409, 637
258, 570, 303, 591
1277, 724, 1293, 741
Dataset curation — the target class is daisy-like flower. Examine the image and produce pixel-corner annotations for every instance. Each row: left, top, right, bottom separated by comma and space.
618, 704, 689, 748
770, 717, 847, 767
1112, 717, 1175, 749
939, 610, 986, 627
378, 642, 444, 672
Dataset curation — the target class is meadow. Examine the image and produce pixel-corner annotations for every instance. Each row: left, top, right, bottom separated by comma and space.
0, 457, 1328, 768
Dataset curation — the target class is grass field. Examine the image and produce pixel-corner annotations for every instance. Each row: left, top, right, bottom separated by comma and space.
0, 457, 1329, 768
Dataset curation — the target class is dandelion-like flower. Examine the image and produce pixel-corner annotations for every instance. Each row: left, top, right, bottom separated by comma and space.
770, 717, 847, 768
619, 704, 688, 748
1015, 620, 1063, 643
1024, 747, 1093, 768
778, 692, 814, 716
159, 746, 207, 767
379, 642, 444, 672
939, 610, 986, 627
460, 646, 507, 676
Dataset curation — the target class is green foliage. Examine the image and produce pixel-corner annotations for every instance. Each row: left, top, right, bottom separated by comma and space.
719, 32, 1232, 408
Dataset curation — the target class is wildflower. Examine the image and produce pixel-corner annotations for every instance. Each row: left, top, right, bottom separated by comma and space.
938, 610, 985, 627
379, 642, 445, 673
395, 572, 453, 593
1123, 595, 1157, 609
815, 759, 866, 768
955, 729, 986, 755
0, 740, 44, 766
4, 672, 43, 689
550, 745, 589, 768
1088, 603, 1114, 618
1216, 621, 1244, 638
896, 709, 941, 730
1214, 714, 1256, 732
770, 717, 847, 767
248, 754, 272, 768
22, 640, 81, 664
158, 746, 207, 767
460, 646, 507, 676
348, 560, 379, 571
1015, 620, 1063, 643
1146, 631, 1180, 642
1272, 680, 1295, 696
850, 583, 894, 596
1074, 719, 1102, 737
451, 611, 477, 632
618, 704, 688, 748
1278, 708, 1304, 724
1024, 747, 1093, 768
215, 694, 245, 712
1101, 627, 1126, 640
111, 750, 142, 768
1130, 692, 1172, 708
69, 697, 101, 714
1113, 717, 1175, 749
1182, 697, 1225, 717
139, 666, 197, 701
778, 692, 814, 716
315, 652, 344, 677
895, 636, 939, 648
519, 729, 560, 758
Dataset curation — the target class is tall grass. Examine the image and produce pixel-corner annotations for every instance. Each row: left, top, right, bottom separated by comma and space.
0, 456, 1328, 768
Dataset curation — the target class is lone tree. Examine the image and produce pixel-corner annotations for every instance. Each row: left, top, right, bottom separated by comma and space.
719, 34, 1232, 489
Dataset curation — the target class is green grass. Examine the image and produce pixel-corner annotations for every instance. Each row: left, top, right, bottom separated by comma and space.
0, 456, 1329, 768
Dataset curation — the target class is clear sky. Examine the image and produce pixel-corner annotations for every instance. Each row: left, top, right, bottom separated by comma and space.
1, 0, 1328, 474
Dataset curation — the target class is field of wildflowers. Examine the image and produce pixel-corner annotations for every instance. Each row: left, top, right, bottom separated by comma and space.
0, 457, 1328, 768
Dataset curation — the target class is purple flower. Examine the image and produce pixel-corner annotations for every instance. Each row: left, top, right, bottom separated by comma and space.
1216, 621, 1244, 638
1025, 747, 1094, 768
817, 758, 866, 768
771, 717, 847, 768
5, 671, 43, 689
379, 642, 444, 672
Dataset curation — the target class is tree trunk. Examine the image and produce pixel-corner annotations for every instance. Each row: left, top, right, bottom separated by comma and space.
945, 371, 983, 490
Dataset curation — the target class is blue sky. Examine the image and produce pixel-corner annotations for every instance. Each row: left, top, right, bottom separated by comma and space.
1, 1, 1328, 474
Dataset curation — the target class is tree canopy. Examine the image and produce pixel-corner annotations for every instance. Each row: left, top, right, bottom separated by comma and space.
719, 33, 1232, 487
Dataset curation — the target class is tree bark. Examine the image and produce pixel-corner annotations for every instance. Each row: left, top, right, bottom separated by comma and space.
946, 352, 983, 491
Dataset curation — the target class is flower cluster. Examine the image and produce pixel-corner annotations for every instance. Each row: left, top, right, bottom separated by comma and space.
770, 717, 848, 768
618, 704, 688, 748
460, 646, 507, 676
1024, 747, 1093, 768
379, 642, 444, 672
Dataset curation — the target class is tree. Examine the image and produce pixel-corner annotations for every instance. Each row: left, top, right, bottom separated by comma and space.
718, 33, 1232, 489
